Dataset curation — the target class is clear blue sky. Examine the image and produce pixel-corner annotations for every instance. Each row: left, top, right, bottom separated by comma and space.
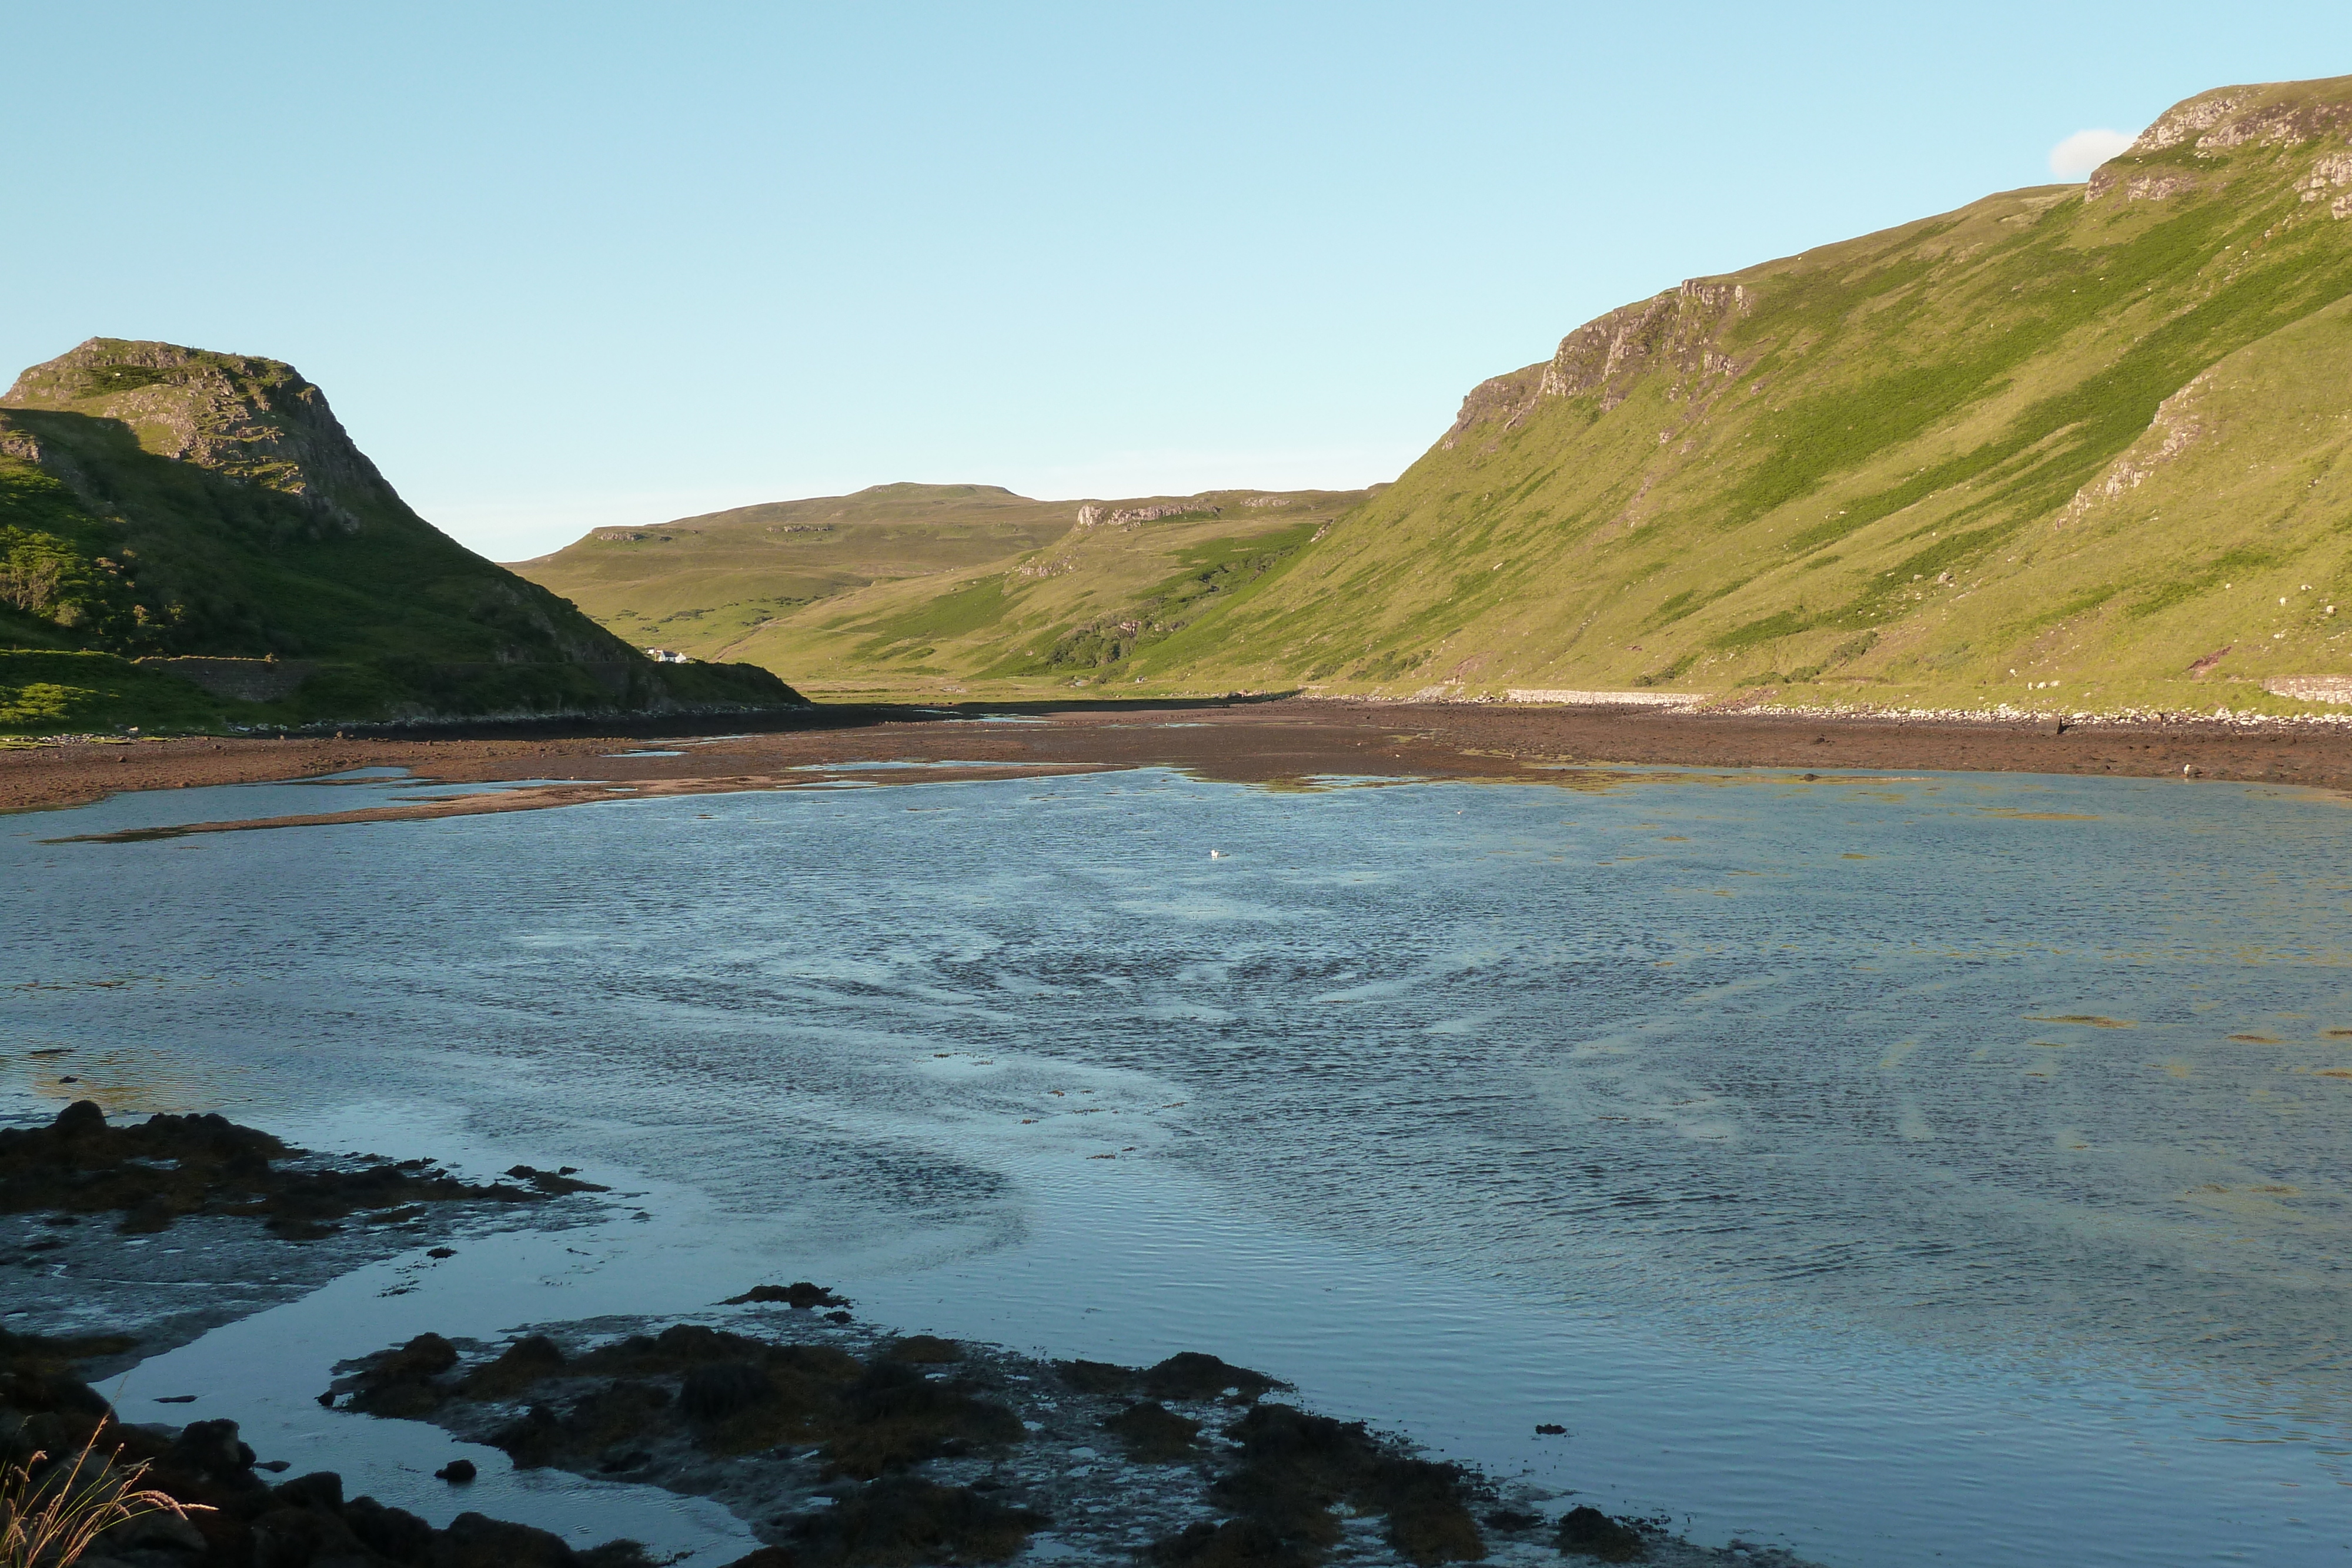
4, 3, 2343, 559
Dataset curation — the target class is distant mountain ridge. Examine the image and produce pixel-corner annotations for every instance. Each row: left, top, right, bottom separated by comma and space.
512, 482, 1372, 699
0, 339, 798, 731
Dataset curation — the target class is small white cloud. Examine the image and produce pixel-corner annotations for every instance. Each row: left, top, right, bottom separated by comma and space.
2049, 128, 2134, 180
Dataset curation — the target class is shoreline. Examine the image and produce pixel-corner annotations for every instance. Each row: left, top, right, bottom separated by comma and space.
2, 1102, 1820, 1568
0, 1102, 608, 1379
311, 1305, 1819, 1568
8, 697, 2352, 824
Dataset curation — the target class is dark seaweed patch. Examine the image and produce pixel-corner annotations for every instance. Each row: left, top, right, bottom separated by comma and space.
1140, 1352, 1286, 1404
726, 1281, 851, 1309
341, 1332, 460, 1417
1167, 1403, 1485, 1567
0, 1100, 563, 1235
345, 1323, 1023, 1480
1151, 1516, 1314, 1568
457, 1333, 567, 1399
786, 1473, 1047, 1566
886, 1335, 962, 1365
1105, 1400, 1202, 1463
1057, 1358, 1137, 1395
1557, 1505, 1650, 1561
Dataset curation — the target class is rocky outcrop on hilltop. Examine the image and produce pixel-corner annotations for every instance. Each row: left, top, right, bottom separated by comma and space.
2086, 78, 2352, 214
1441, 279, 1753, 452
1075, 499, 1226, 528
4, 340, 407, 536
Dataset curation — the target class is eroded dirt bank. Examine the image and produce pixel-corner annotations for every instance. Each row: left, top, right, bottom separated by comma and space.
6, 700, 2349, 827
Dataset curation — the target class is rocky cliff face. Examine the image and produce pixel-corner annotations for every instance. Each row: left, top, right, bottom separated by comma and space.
1441, 280, 1754, 453
4, 340, 409, 536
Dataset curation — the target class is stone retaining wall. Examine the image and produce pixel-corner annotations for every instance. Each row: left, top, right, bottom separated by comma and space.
135, 657, 318, 702
2265, 676, 2352, 705
1505, 688, 1710, 708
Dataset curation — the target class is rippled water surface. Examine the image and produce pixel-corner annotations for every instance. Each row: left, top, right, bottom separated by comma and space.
7, 763, 2352, 1564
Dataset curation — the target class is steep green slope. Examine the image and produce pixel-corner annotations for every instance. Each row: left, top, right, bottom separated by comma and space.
1164, 76, 2352, 713
513, 484, 1368, 699
644, 76, 2352, 716
0, 339, 796, 731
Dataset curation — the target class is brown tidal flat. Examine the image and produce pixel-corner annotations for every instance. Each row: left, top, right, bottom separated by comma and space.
6, 700, 2351, 833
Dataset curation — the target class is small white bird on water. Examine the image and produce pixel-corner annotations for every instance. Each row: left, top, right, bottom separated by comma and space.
1209, 850, 1224, 858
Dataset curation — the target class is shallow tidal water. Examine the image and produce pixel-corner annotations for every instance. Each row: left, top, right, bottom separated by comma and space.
6, 760, 2352, 1564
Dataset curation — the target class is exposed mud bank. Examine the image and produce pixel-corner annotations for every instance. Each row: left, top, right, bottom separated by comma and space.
8, 697, 2351, 823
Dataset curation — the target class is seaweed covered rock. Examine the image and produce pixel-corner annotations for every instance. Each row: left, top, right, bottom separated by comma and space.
0, 1100, 574, 1235
1057, 1358, 1139, 1395
724, 1282, 850, 1309
0, 1328, 129, 1418
351, 1323, 1026, 1483
1191, 1403, 1485, 1567
1104, 1400, 1201, 1464
824, 1361, 1024, 1479
1150, 1516, 1314, 1568
436, 1509, 600, 1568
316, 1319, 1770, 1568
456, 1333, 567, 1399
165, 1417, 262, 1486
1141, 1352, 1285, 1405
0, 1342, 653, 1568
1057, 1351, 1286, 1404
1556, 1505, 1649, 1562
342, 1333, 461, 1417
505, 1165, 611, 1196
680, 1360, 774, 1422
787, 1474, 1046, 1567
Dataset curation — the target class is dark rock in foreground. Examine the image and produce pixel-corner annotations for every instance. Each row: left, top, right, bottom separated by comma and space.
0, 1100, 564, 1236
325, 1308, 1816, 1568
0, 1333, 654, 1568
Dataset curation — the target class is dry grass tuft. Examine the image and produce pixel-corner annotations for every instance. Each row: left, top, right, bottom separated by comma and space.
1, 1425, 211, 1568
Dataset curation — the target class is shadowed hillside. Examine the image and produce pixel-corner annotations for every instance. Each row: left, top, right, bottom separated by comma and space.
0, 340, 799, 732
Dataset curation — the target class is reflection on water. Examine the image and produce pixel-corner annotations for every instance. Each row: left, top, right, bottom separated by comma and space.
6, 765, 2352, 1566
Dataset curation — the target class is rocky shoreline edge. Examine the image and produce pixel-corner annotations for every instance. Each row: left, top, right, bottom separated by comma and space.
2, 1101, 606, 1376
302, 1301, 1818, 1568
4, 1102, 1822, 1568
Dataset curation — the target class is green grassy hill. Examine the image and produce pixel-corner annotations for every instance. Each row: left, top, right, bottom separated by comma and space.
52, 73, 2344, 726
513, 484, 1370, 699
1140, 75, 2352, 714
561, 75, 2352, 718
0, 339, 797, 733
